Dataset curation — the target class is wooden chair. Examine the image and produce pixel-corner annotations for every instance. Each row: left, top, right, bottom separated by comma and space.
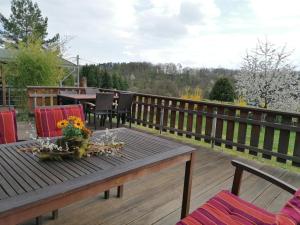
0, 107, 18, 144
34, 104, 123, 224
177, 160, 299, 225
84, 93, 114, 129
113, 93, 133, 128
34, 104, 85, 137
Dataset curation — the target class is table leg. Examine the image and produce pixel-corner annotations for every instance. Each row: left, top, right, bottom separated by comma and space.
52, 209, 58, 219
104, 190, 110, 199
36, 216, 43, 225
181, 152, 195, 219
117, 185, 124, 198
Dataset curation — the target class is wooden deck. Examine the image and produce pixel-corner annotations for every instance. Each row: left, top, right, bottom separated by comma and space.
16, 123, 300, 225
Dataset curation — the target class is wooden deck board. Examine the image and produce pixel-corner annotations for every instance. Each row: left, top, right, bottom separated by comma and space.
17, 128, 300, 225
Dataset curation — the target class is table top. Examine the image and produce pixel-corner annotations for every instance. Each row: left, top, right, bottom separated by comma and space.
0, 128, 194, 214
57, 94, 119, 100
57, 94, 97, 100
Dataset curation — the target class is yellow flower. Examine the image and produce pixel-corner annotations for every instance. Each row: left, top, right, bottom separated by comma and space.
68, 116, 79, 121
57, 120, 68, 129
73, 119, 84, 129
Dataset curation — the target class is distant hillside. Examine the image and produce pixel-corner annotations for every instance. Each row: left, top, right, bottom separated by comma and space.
81, 62, 239, 98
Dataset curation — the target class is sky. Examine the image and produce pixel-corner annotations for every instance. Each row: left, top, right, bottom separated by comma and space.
1, 0, 300, 68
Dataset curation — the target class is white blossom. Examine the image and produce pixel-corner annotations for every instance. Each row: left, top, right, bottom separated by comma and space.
235, 39, 300, 112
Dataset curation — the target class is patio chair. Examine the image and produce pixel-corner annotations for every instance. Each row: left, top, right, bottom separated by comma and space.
113, 93, 133, 128
34, 104, 123, 224
177, 160, 300, 225
0, 107, 18, 144
84, 92, 114, 129
34, 104, 85, 137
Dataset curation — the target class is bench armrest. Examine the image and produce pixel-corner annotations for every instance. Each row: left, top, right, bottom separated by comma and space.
231, 160, 297, 195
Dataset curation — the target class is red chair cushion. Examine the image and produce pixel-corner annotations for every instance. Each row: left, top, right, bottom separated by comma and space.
0, 109, 18, 144
276, 189, 300, 225
177, 190, 276, 225
35, 105, 85, 137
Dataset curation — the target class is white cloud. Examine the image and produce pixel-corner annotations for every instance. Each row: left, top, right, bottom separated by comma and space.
1, 0, 300, 68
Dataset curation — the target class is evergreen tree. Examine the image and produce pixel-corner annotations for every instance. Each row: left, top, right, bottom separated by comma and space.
0, 0, 59, 46
209, 77, 235, 102
100, 70, 112, 88
112, 73, 119, 89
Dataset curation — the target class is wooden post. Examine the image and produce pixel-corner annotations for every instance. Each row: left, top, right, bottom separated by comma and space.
231, 166, 243, 196
181, 152, 195, 219
1, 64, 7, 106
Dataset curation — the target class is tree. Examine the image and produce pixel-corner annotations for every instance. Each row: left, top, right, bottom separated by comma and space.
0, 0, 59, 46
100, 70, 112, 88
235, 39, 300, 111
209, 77, 235, 102
112, 73, 119, 89
6, 40, 64, 107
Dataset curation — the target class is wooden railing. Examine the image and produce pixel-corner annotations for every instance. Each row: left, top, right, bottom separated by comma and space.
27, 86, 87, 112
27, 86, 300, 167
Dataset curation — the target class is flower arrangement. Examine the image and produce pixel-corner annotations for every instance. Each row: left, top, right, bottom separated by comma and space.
21, 117, 124, 160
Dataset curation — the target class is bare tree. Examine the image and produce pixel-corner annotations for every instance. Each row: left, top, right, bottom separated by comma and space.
235, 39, 300, 111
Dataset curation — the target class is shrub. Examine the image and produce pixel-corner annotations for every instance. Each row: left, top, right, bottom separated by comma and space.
209, 77, 235, 102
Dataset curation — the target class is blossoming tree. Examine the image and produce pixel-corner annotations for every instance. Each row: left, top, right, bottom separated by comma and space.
235, 39, 300, 111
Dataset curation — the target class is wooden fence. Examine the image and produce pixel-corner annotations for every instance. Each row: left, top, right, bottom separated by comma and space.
27, 86, 300, 167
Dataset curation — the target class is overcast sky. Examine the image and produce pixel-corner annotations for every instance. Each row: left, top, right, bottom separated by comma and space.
1, 0, 300, 68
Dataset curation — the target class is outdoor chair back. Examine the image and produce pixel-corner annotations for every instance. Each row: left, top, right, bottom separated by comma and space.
177, 160, 300, 225
95, 93, 114, 112
34, 104, 85, 137
0, 107, 18, 144
117, 93, 133, 112
85, 88, 100, 94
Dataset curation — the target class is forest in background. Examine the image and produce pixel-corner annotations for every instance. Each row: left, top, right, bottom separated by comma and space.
80, 62, 238, 98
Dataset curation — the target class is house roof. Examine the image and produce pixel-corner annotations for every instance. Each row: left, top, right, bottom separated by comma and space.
0, 48, 76, 67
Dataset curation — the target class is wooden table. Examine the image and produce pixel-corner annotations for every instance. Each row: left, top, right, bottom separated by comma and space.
57, 94, 119, 105
0, 128, 195, 225
57, 94, 97, 104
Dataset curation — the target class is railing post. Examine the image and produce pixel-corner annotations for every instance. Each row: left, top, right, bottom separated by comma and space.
159, 105, 164, 134
211, 109, 217, 149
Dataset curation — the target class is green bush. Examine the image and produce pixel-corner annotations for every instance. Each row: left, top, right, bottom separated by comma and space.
209, 77, 235, 102
7, 41, 63, 88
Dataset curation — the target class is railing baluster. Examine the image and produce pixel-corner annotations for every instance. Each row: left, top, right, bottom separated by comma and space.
177, 101, 185, 136
155, 98, 162, 130
215, 106, 224, 146
131, 95, 137, 124
136, 96, 142, 125
205, 105, 213, 143
142, 96, 148, 127
249, 111, 262, 155
277, 115, 292, 163
169, 100, 177, 134
195, 104, 203, 141
293, 116, 300, 167
163, 99, 170, 132
186, 103, 194, 138
263, 113, 275, 159
237, 109, 249, 152
225, 108, 236, 149
148, 97, 155, 128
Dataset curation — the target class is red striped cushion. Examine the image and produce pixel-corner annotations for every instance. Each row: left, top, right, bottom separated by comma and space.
275, 189, 300, 225
177, 190, 276, 225
35, 105, 85, 137
0, 109, 18, 144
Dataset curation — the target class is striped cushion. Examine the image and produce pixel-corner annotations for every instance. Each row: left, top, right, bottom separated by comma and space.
0, 109, 18, 144
177, 190, 276, 225
35, 105, 85, 137
276, 189, 300, 225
